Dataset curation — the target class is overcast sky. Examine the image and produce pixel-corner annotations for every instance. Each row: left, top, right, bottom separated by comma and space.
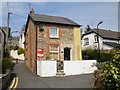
1, 2, 118, 36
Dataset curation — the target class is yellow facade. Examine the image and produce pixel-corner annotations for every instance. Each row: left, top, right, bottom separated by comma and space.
73, 27, 82, 60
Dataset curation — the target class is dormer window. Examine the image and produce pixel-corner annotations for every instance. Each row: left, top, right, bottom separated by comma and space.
50, 27, 59, 38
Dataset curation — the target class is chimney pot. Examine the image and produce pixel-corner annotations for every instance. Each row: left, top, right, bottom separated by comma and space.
30, 9, 35, 15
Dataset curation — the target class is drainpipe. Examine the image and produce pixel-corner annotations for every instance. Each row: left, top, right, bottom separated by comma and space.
36, 26, 37, 74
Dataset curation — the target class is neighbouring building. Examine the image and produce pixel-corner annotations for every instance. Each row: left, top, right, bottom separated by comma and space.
0, 27, 11, 47
19, 28, 25, 49
24, 9, 82, 73
82, 29, 120, 50
0, 29, 5, 59
8, 36, 19, 47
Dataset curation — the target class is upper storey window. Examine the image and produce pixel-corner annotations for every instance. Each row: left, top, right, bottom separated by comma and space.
50, 27, 59, 38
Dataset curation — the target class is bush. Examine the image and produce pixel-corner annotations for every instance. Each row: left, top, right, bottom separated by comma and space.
82, 49, 98, 60
100, 52, 114, 62
2, 58, 12, 74
82, 49, 114, 62
17, 48, 24, 55
94, 54, 120, 88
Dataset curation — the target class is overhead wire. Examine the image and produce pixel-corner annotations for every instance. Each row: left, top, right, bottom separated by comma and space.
11, 13, 27, 18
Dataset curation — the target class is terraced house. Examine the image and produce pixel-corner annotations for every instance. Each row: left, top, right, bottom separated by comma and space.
24, 9, 82, 73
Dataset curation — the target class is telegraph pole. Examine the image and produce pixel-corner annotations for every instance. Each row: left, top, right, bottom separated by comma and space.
6, 12, 11, 57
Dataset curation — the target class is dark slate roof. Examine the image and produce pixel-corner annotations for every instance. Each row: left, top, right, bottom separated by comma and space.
8, 37, 19, 41
30, 14, 81, 26
93, 29, 120, 39
103, 42, 120, 48
82, 29, 120, 40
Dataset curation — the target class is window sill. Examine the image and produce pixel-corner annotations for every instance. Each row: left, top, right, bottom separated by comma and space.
49, 37, 60, 39
94, 42, 98, 43
83, 44, 89, 46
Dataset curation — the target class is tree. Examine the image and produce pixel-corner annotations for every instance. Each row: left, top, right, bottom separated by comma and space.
17, 48, 24, 55
85, 25, 92, 33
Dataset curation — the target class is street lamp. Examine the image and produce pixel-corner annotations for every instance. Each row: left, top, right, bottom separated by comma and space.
97, 21, 103, 62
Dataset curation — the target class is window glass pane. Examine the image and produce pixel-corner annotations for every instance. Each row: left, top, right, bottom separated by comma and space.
50, 45, 58, 52
94, 35, 97, 42
50, 27, 58, 37
50, 53, 58, 60
50, 45, 59, 60
84, 38, 89, 45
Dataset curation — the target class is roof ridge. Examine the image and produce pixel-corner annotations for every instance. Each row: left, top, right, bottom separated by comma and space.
34, 14, 67, 19
93, 28, 119, 33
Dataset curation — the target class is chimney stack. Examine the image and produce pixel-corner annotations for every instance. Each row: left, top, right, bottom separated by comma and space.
30, 9, 35, 15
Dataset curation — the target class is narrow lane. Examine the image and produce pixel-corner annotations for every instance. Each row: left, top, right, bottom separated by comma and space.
13, 63, 94, 88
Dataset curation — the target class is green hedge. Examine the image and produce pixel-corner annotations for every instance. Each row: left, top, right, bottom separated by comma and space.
2, 58, 12, 74
82, 49, 114, 62
17, 48, 24, 55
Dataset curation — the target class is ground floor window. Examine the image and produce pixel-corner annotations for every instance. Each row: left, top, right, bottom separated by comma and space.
50, 45, 59, 60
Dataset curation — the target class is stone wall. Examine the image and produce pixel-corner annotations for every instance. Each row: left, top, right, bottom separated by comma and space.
25, 20, 80, 73
25, 19, 37, 73
36, 23, 74, 61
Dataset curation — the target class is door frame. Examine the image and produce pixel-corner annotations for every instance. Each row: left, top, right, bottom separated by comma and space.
64, 47, 71, 60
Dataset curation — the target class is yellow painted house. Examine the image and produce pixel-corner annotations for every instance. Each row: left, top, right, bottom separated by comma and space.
74, 27, 82, 60
25, 9, 82, 73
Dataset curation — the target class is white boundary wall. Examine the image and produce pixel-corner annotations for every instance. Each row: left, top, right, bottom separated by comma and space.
37, 60, 97, 77
37, 60, 57, 77
64, 60, 97, 76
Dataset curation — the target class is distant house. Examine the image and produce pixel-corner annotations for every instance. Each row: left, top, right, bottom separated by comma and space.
24, 9, 82, 73
19, 28, 25, 49
0, 29, 5, 59
0, 27, 11, 47
82, 29, 120, 50
8, 37, 19, 47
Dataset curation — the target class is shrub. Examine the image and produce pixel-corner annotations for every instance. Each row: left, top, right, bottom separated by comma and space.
94, 54, 120, 88
2, 58, 12, 74
94, 70, 104, 88
82, 49, 98, 60
82, 49, 114, 62
100, 52, 114, 62
17, 48, 24, 55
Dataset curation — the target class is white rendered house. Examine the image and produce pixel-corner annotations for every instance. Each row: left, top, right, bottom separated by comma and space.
19, 29, 25, 49
82, 29, 120, 50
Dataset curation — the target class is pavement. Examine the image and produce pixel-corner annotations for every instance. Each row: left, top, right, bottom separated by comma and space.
13, 62, 94, 88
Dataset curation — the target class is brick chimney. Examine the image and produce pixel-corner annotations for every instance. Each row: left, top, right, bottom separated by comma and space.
30, 9, 35, 15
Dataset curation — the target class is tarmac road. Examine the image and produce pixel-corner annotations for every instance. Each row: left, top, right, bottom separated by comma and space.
13, 63, 94, 88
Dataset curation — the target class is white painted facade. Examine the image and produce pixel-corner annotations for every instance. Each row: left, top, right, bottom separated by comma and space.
0, 29, 5, 59
37, 60, 97, 77
10, 50, 24, 60
82, 33, 119, 50
19, 33, 25, 49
